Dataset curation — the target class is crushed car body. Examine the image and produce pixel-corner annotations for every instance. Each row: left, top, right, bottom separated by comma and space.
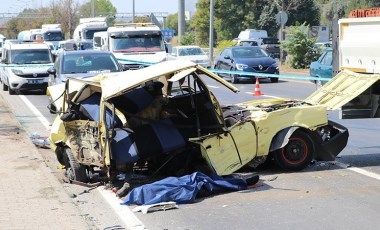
48, 60, 353, 185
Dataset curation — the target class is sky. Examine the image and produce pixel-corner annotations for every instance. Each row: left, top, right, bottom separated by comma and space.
3, 0, 197, 14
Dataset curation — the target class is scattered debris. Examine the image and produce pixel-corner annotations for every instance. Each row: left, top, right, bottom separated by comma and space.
132, 201, 178, 214
29, 133, 50, 148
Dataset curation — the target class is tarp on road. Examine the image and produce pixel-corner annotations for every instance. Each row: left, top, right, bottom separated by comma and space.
122, 172, 253, 205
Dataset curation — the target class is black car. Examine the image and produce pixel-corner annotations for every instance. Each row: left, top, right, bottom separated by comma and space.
214, 46, 279, 83
48, 50, 122, 86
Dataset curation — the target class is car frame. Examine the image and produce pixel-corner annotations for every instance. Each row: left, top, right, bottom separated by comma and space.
48, 60, 350, 187
214, 46, 279, 83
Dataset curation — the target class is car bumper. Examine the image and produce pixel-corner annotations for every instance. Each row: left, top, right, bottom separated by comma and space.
9, 74, 49, 90
314, 120, 349, 161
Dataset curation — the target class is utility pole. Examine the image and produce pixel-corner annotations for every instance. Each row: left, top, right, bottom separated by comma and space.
132, 0, 135, 23
92, 0, 95, 17
209, 0, 214, 67
178, 0, 185, 44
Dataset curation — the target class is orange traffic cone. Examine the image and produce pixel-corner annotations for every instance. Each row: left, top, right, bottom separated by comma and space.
252, 78, 264, 96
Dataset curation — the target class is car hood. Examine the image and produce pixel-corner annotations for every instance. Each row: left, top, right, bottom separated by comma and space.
234, 57, 276, 66
305, 69, 380, 110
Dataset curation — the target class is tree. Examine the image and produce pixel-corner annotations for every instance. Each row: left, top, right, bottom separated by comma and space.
79, 0, 116, 25
190, 0, 211, 46
281, 23, 320, 69
166, 13, 179, 35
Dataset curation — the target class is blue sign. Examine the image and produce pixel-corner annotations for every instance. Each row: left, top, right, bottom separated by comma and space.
161, 29, 175, 39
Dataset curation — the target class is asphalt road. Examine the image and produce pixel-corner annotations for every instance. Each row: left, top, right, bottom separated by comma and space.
1, 74, 380, 230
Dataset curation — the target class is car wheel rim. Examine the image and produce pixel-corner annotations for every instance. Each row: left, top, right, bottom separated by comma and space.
281, 137, 308, 165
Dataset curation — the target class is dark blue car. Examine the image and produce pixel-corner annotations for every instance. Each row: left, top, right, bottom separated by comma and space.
214, 46, 279, 83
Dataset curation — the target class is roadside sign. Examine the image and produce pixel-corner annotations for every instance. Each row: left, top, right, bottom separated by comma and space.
276, 11, 288, 25
161, 29, 175, 39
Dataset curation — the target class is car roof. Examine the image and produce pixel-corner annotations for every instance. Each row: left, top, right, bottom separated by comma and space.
6, 42, 49, 50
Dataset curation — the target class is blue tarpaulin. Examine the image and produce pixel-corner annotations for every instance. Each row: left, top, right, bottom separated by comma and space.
122, 172, 250, 205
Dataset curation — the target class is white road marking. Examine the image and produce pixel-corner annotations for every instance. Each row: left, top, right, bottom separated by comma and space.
245, 92, 281, 99
335, 162, 380, 181
19, 95, 51, 129
20, 94, 145, 229
97, 187, 146, 230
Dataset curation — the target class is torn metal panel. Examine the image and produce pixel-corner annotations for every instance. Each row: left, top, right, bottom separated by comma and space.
305, 69, 380, 110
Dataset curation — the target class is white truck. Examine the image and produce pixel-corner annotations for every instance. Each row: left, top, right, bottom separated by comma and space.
334, 8, 380, 119
40, 24, 64, 49
73, 17, 108, 42
100, 23, 167, 69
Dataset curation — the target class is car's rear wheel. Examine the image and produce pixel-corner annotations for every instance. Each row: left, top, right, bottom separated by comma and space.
65, 148, 89, 182
273, 130, 314, 171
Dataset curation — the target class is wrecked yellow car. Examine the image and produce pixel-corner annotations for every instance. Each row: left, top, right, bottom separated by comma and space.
48, 60, 350, 184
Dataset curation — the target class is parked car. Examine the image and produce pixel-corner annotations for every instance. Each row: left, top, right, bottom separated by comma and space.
168, 45, 210, 68
214, 46, 279, 83
48, 60, 350, 191
310, 47, 333, 87
0, 42, 53, 95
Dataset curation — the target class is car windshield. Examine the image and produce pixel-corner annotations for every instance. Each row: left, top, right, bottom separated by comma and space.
43, 31, 63, 41
232, 47, 268, 58
63, 53, 119, 74
111, 33, 165, 52
11, 49, 51, 64
178, 47, 205, 56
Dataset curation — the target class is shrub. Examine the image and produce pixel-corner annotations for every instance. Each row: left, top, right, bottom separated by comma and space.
281, 23, 321, 69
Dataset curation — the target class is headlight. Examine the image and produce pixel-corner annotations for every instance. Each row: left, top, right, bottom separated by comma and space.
271, 62, 279, 70
11, 69, 24, 75
236, 64, 248, 70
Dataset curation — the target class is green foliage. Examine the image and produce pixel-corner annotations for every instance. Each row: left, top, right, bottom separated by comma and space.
216, 40, 237, 52
79, 0, 116, 25
180, 33, 196, 45
281, 24, 321, 69
191, 0, 211, 46
166, 13, 179, 35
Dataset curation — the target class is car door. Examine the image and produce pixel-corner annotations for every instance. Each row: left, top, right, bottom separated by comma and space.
218, 48, 232, 77
316, 49, 333, 80
192, 121, 257, 176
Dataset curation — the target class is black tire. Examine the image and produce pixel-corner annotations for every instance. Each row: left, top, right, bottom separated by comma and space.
273, 130, 314, 171
8, 87, 16, 95
2, 82, 8, 91
65, 148, 88, 182
230, 68, 239, 84
270, 77, 279, 83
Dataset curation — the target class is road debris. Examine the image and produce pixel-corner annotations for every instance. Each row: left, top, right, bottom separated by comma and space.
132, 201, 178, 214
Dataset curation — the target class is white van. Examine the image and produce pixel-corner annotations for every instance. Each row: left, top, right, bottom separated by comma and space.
238, 29, 268, 40
0, 42, 53, 95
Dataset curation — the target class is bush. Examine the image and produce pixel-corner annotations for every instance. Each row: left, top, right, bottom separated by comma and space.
281, 23, 321, 69
216, 40, 237, 53
180, 33, 196, 45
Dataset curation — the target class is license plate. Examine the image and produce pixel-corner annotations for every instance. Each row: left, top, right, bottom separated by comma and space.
28, 79, 43, 84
